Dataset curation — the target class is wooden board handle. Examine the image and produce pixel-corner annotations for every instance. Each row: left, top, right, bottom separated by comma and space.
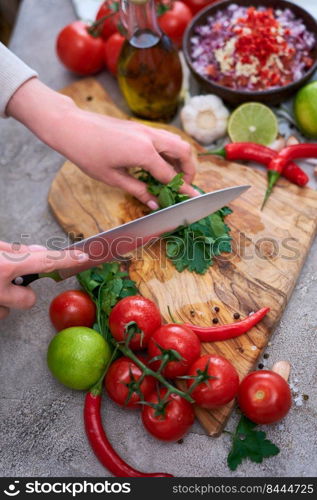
272, 360, 291, 381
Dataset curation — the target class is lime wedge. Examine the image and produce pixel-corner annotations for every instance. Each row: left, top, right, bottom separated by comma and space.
228, 103, 278, 145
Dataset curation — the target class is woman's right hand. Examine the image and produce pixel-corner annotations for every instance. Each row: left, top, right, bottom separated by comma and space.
0, 242, 88, 319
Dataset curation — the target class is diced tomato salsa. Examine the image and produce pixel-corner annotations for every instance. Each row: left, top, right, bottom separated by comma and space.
190, 5, 316, 91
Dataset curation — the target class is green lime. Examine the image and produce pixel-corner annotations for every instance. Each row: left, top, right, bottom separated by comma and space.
47, 327, 111, 390
294, 81, 317, 138
228, 102, 278, 145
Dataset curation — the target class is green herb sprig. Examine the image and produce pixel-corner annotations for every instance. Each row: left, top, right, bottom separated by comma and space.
77, 262, 138, 342
138, 171, 233, 274
227, 415, 280, 471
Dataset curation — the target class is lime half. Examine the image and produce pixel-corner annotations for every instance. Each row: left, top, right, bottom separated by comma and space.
228, 103, 278, 145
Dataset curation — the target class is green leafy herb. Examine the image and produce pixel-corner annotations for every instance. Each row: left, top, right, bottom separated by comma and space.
77, 262, 138, 342
227, 415, 280, 471
138, 171, 188, 208
138, 171, 232, 274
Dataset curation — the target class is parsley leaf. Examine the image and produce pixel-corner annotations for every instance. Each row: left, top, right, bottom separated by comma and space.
138, 171, 233, 274
138, 171, 188, 208
77, 263, 138, 342
227, 416, 280, 471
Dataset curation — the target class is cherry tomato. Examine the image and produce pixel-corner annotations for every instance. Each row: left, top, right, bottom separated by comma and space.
96, 1, 120, 40
56, 21, 105, 75
105, 356, 155, 409
148, 324, 201, 378
237, 371, 292, 424
158, 2, 192, 48
104, 33, 125, 75
187, 354, 239, 409
183, 0, 218, 16
142, 388, 195, 441
49, 290, 96, 331
109, 295, 161, 350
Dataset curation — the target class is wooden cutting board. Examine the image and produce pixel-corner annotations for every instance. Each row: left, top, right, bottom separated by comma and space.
49, 78, 317, 436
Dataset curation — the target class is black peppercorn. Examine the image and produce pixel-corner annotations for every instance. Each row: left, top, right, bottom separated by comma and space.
212, 317, 219, 324
258, 363, 264, 369
214, 306, 220, 313
233, 312, 240, 320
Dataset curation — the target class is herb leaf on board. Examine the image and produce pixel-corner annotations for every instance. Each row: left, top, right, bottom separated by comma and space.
138, 171, 233, 274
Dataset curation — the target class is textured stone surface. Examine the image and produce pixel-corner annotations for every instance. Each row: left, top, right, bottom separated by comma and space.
0, 0, 316, 478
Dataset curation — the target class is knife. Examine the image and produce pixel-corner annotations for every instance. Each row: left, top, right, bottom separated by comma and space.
13, 185, 249, 287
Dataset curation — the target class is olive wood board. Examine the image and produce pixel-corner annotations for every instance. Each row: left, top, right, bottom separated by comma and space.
48, 78, 317, 436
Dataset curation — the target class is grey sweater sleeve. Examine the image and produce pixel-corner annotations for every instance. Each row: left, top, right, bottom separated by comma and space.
0, 42, 38, 118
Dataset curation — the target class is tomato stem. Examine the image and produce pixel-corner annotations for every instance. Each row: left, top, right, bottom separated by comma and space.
124, 321, 143, 348
116, 342, 194, 403
181, 363, 218, 395
87, 12, 116, 37
167, 305, 178, 323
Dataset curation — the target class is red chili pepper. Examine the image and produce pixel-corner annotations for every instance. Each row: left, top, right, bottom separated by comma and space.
84, 391, 173, 477
279, 161, 309, 187
268, 143, 317, 172
265, 143, 317, 208
185, 307, 269, 342
202, 143, 308, 187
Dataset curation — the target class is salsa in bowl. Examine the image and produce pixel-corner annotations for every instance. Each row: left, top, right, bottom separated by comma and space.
184, 0, 317, 105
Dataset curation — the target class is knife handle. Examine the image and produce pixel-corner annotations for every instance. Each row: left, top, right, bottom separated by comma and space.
12, 274, 40, 287
12, 271, 62, 287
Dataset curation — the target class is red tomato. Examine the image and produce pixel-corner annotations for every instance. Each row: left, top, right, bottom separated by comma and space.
105, 356, 155, 409
96, 1, 120, 40
142, 388, 195, 441
109, 295, 161, 350
104, 33, 125, 75
187, 354, 239, 409
183, 0, 218, 16
237, 371, 292, 424
49, 290, 96, 331
56, 21, 105, 75
148, 324, 201, 378
158, 2, 192, 48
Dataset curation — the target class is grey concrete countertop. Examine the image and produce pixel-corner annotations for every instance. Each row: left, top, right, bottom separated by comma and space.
0, 0, 316, 478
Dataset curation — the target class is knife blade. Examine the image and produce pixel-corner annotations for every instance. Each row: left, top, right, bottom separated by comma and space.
13, 184, 249, 286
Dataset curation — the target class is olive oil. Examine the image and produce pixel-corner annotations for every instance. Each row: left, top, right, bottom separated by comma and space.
118, 0, 182, 121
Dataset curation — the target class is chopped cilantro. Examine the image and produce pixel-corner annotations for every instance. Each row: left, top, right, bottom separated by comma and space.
138, 171, 233, 274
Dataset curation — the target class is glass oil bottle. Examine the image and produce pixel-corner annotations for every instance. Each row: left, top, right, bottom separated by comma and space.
118, 0, 183, 121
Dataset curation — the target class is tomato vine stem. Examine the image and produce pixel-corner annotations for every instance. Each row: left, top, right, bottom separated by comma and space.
115, 342, 194, 403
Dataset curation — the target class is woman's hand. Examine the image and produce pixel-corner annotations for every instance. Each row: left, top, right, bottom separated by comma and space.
0, 242, 88, 319
7, 79, 199, 209
52, 113, 199, 209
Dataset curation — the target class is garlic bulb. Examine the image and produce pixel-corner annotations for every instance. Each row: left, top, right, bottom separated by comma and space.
180, 95, 229, 145
286, 135, 300, 146
269, 136, 286, 152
